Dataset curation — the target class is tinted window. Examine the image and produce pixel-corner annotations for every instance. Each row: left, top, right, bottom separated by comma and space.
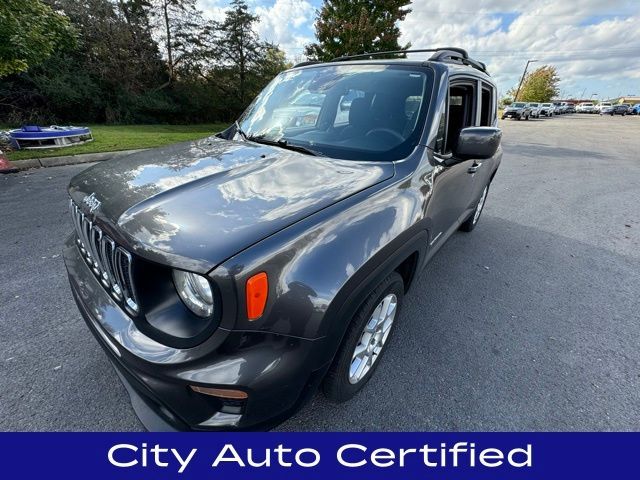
480, 86, 493, 126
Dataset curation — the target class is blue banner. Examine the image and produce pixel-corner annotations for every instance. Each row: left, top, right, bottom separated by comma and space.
0, 433, 636, 478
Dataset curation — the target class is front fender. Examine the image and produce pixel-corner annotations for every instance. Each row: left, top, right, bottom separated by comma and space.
213, 152, 428, 346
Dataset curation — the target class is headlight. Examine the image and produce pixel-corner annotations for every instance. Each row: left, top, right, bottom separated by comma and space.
172, 270, 214, 317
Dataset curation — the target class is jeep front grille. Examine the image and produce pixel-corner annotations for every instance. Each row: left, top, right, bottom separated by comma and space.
69, 199, 139, 315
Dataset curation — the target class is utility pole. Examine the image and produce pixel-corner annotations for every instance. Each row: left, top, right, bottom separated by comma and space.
514, 59, 537, 101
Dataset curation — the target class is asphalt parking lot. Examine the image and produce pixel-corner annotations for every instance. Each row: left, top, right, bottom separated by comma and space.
1, 114, 639, 431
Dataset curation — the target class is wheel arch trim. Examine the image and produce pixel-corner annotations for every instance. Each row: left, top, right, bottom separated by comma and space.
316, 228, 429, 367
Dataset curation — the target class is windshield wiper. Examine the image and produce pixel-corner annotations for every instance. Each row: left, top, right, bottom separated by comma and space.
234, 120, 249, 141
246, 136, 323, 157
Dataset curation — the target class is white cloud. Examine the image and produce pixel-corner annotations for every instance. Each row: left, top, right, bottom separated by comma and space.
254, 0, 315, 60
400, 0, 640, 98
198, 0, 315, 61
197, 0, 229, 22
198, 0, 639, 98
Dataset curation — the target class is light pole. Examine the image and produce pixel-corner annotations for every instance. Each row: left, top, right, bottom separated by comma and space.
514, 59, 538, 101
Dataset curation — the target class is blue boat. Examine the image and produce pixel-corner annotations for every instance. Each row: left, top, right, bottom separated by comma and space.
8, 125, 93, 150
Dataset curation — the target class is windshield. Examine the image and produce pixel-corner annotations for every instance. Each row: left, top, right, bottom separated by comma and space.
513, 103, 526, 107
529, 103, 539, 107
236, 64, 433, 161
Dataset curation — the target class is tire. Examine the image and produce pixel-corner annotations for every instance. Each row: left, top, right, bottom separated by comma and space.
460, 184, 489, 232
323, 272, 404, 403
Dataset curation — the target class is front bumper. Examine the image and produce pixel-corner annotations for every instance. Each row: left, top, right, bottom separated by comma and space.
63, 236, 329, 430
502, 110, 522, 118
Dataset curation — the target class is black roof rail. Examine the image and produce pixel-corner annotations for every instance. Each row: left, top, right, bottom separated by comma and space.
327, 47, 489, 75
428, 48, 488, 74
293, 60, 322, 68
331, 48, 441, 62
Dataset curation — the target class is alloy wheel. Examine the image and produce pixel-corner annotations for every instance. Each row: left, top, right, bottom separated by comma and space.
473, 186, 488, 224
348, 293, 397, 384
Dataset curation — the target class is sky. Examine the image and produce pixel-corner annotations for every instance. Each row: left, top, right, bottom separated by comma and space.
197, 0, 640, 100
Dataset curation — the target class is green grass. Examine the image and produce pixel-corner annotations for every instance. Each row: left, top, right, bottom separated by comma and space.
3, 123, 229, 161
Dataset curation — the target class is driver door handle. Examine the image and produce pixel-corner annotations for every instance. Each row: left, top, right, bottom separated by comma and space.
468, 162, 482, 174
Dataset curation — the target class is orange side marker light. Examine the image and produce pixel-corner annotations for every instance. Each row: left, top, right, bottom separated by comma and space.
246, 272, 268, 320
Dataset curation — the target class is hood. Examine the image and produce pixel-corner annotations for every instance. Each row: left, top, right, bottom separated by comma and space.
69, 136, 394, 271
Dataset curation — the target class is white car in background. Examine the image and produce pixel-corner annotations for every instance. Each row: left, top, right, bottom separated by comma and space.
598, 102, 613, 115
576, 102, 596, 113
527, 103, 541, 118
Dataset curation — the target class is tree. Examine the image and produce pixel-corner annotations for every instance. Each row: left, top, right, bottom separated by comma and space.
513, 65, 560, 102
203, 0, 288, 114
0, 0, 75, 78
259, 45, 293, 81
148, 0, 205, 88
0, 0, 289, 124
209, 0, 265, 105
6, 0, 170, 123
305, 0, 412, 61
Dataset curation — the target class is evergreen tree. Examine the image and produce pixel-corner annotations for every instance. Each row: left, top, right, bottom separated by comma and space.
305, 0, 412, 61
203, 0, 288, 114
210, 0, 265, 105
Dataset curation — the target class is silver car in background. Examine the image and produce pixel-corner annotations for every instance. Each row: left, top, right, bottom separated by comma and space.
527, 103, 541, 118
539, 103, 554, 117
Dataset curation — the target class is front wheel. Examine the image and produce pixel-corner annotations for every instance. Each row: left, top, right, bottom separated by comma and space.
460, 184, 489, 232
323, 272, 404, 402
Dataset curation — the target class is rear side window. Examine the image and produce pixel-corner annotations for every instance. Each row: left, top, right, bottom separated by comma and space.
480, 84, 494, 126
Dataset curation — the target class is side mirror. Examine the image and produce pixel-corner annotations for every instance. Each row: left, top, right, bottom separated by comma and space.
454, 127, 502, 160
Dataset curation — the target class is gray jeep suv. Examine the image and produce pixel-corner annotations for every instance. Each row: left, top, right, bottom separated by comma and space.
64, 47, 502, 431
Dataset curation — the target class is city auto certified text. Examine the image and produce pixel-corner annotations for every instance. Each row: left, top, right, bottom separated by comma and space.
108, 442, 532, 473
